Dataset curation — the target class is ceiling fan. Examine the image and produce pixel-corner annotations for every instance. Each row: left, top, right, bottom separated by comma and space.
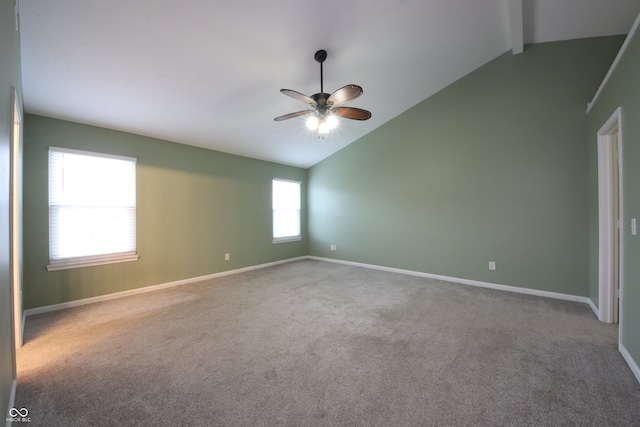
274, 49, 371, 136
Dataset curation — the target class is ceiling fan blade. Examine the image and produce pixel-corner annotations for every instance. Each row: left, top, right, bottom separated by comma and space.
280, 89, 317, 105
335, 107, 371, 121
274, 110, 312, 121
328, 85, 363, 106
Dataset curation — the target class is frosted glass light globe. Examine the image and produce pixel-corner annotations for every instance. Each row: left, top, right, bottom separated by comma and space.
318, 121, 330, 134
306, 116, 319, 130
326, 114, 339, 129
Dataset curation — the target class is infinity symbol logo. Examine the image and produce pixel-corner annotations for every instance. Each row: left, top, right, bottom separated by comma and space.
9, 407, 28, 417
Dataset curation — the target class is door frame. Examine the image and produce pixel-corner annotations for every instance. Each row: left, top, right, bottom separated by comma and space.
10, 86, 23, 348
597, 107, 623, 331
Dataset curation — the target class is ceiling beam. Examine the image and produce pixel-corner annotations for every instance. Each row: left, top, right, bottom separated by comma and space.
508, 0, 524, 54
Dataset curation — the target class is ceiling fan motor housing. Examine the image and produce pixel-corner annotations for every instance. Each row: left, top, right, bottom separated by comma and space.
311, 92, 331, 109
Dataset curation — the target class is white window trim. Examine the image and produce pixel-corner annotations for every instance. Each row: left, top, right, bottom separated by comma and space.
272, 236, 302, 244
272, 178, 302, 244
47, 146, 138, 271
47, 252, 139, 271
49, 146, 136, 163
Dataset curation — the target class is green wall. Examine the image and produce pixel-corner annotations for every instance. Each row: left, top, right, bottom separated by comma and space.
1, 0, 22, 417
587, 28, 640, 370
308, 37, 623, 296
23, 115, 307, 309
13, 29, 640, 406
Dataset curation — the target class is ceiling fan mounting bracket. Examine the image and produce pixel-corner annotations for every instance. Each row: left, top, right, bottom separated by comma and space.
314, 49, 327, 63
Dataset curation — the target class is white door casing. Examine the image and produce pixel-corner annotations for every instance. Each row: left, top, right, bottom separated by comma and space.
597, 107, 623, 330
10, 87, 23, 348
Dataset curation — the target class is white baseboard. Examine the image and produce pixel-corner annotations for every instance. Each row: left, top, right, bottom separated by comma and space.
312, 256, 640, 382
620, 344, 640, 384
24, 256, 307, 318
24, 255, 594, 318
25, 254, 596, 318
308, 256, 592, 305
587, 298, 599, 318
6, 379, 16, 427
21, 254, 640, 388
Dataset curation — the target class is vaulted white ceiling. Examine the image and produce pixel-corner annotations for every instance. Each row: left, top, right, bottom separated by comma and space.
18, 0, 640, 168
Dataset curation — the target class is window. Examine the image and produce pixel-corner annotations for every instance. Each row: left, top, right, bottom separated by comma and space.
48, 147, 138, 271
272, 179, 301, 243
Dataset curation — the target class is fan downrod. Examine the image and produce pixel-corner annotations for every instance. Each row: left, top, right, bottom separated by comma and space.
315, 50, 328, 93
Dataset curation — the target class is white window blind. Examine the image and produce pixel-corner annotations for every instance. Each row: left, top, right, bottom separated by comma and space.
48, 147, 138, 270
272, 179, 301, 243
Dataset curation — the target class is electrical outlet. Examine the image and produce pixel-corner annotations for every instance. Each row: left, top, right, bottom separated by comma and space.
330, 245, 337, 251
225, 253, 230, 261
489, 261, 496, 271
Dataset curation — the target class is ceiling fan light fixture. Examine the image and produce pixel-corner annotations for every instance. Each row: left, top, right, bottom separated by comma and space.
326, 114, 339, 129
317, 121, 330, 135
275, 49, 371, 135
308, 112, 338, 137
306, 115, 319, 130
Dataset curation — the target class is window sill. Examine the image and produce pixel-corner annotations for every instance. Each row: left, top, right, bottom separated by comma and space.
47, 254, 139, 271
272, 236, 302, 244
